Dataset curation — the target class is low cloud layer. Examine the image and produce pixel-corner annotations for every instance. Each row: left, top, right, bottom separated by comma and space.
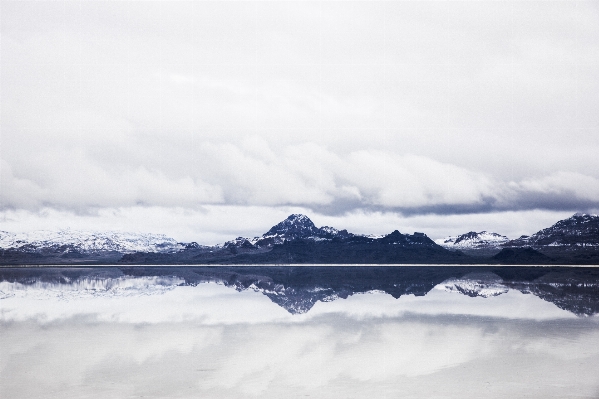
2, 141, 599, 216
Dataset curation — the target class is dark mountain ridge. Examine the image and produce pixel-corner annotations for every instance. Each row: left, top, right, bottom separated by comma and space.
505, 213, 599, 248
2, 213, 599, 265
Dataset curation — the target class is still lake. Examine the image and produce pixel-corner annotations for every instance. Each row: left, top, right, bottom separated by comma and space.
1, 266, 598, 398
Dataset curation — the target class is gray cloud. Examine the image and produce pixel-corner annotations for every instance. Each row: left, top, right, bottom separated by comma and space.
2, 142, 598, 216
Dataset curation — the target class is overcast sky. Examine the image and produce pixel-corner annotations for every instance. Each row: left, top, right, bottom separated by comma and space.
1, 1, 598, 243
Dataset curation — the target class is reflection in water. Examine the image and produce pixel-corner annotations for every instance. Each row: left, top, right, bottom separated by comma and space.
1, 266, 599, 398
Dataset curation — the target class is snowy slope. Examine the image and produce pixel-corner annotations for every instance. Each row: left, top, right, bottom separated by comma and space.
0, 230, 185, 254
222, 214, 353, 248
435, 231, 509, 250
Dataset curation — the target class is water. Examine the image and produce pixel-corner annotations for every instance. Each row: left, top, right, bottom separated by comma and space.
1, 266, 599, 398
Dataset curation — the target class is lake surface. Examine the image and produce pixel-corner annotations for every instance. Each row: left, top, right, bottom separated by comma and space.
1, 266, 599, 398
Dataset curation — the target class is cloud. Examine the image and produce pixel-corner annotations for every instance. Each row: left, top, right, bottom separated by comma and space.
510, 172, 599, 203
3, 141, 598, 216
0, 280, 575, 325
1, 1, 598, 237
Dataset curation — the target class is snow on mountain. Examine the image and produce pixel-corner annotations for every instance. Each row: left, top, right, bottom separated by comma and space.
223, 214, 353, 249
0, 230, 185, 254
263, 214, 323, 238
504, 213, 599, 248
435, 231, 509, 250
360, 234, 386, 239
218, 214, 441, 252
320, 226, 340, 235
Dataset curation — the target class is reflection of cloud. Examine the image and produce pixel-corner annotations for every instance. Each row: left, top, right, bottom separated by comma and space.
0, 283, 291, 325
0, 281, 578, 324
1, 314, 599, 398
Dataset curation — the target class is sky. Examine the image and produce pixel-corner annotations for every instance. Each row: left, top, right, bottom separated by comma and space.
1, 1, 599, 243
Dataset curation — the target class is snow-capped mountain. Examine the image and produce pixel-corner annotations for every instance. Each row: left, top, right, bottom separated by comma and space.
265, 214, 323, 238
0, 230, 186, 254
504, 213, 599, 248
222, 214, 353, 249
261, 214, 351, 241
219, 213, 437, 251
435, 231, 509, 250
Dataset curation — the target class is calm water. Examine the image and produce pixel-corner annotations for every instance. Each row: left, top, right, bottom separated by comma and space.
1, 266, 599, 398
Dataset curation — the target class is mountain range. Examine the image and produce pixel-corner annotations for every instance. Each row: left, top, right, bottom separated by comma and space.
1, 213, 598, 265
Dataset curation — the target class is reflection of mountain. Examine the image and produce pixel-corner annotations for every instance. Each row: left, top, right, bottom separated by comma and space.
1, 266, 598, 316
438, 272, 509, 297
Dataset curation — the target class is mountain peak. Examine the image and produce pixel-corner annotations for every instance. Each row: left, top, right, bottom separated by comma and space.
286, 214, 314, 224
264, 214, 319, 238
436, 231, 509, 250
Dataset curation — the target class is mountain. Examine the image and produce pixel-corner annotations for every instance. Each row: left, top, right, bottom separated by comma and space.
491, 247, 552, 264
119, 228, 466, 265
504, 213, 599, 248
221, 214, 353, 248
0, 214, 462, 265
118, 215, 466, 265
0, 230, 186, 254
3, 213, 599, 265
433, 213, 599, 262
436, 231, 509, 253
